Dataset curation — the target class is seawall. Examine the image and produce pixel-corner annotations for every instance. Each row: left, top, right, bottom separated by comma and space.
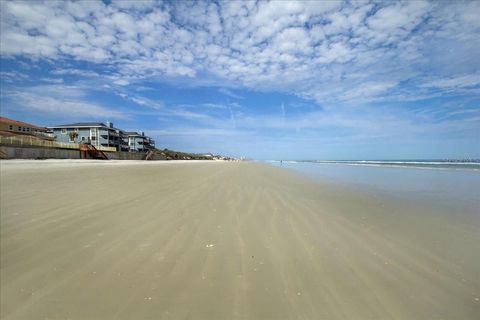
0, 145, 151, 160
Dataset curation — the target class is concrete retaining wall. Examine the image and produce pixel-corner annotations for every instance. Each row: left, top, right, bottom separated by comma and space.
0, 146, 147, 160
0, 146, 80, 159
104, 151, 146, 160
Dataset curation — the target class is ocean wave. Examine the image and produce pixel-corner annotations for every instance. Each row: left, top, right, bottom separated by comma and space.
291, 160, 480, 171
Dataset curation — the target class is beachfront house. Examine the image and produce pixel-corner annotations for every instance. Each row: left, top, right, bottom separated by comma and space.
48, 122, 154, 152
0, 116, 54, 140
125, 131, 155, 152
48, 122, 129, 151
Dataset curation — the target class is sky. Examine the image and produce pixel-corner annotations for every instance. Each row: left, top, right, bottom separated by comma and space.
0, 0, 479, 160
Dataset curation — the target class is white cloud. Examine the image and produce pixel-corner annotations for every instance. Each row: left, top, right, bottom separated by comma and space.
421, 75, 480, 90
218, 88, 244, 100
367, 2, 429, 32
40, 77, 64, 84
51, 68, 100, 77
3, 90, 125, 119
112, 90, 163, 110
340, 81, 399, 101
0, 71, 29, 81
0, 0, 479, 106
113, 79, 129, 86
128, 96, 163, 110
201, 103, 229, 109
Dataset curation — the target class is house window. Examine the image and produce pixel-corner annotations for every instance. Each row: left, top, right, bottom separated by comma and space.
9, 125, 12, 130
91, 136, 96, 141
18, 127, 22, 131
61, 128, 66, 134
81, 136, 86, 141
26, 128, 30, 132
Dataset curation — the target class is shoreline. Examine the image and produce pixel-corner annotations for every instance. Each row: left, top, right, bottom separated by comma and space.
1, 161, 479, 319
265, 160, 480, 172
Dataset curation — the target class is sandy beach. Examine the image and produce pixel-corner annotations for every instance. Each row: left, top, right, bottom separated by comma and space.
1, 160, 479, 319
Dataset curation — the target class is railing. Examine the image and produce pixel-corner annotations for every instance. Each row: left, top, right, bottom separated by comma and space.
144, 150, 155, 160
0, 135, 116, 152
32, 132, 55, 140
97, 146, 117, 152
79, 144, 109, 160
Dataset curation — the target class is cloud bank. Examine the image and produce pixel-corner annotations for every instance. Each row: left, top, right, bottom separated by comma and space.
1, 0, 479, 106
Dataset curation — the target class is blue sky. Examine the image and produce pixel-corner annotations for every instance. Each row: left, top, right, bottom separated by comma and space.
0, 0, 479, 159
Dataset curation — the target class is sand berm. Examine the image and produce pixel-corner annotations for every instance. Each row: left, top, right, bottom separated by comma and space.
1, 160, 479, 319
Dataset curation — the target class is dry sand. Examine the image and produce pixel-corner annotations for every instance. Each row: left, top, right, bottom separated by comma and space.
1, 160, 479, 319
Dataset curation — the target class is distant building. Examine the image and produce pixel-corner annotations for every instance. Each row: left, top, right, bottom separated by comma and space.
125, 131, 155, 152
0, 116, 54, 140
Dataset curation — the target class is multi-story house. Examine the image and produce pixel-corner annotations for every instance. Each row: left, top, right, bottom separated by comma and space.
48, 122, 124, 151
48, 122, 154, 152
118, 130, 130, 152
125, 131, 155, 152
0, 116, 54, 140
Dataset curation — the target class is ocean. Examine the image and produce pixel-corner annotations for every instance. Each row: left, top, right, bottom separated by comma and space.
270, 160, 480, 217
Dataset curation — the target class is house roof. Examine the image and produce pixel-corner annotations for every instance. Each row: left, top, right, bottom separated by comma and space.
0, 116, 46, 130
124, 131, 144, 137
47, 122, 107, 128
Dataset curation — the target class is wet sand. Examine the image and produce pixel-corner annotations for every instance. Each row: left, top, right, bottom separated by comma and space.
1, 160, 479, 319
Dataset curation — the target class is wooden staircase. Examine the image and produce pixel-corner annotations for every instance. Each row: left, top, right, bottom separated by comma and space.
79, 144, 109, 160
143, 150, 155, 160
